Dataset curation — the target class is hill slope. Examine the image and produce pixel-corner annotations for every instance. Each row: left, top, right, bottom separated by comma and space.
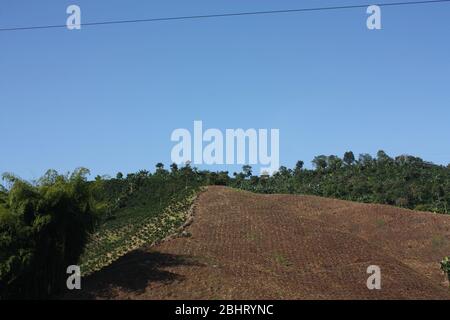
72, 186, 450, 299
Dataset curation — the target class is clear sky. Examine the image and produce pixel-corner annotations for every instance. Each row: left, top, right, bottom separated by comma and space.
1, 0, 449, 179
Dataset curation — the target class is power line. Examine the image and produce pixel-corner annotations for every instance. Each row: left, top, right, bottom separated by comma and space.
1, 0, 449, 32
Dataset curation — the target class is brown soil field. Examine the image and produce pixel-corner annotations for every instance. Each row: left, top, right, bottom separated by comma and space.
71, 186, 450, 299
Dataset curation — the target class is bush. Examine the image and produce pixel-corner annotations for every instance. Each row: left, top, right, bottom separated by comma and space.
441, 256, 450, 282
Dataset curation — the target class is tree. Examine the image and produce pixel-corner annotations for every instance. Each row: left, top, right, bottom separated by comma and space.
116, 172, 123, 180
327, 155, 343, 170
377, 150, 392, 163
278, 166, 291, 178
294, 161, 304, 176
170, 163, 179, 175
0, 170, 94, 299
70, 167, 90, 180
137, 170, 149, 177
179, 162, 194, 188
38, 169, 59, 185
155, 163, 168, 176
358, 153, 373, 166
242, 165, 252, 178
217, 171, 230, 185
312, 155, 328, 170
343, 151, 355, 166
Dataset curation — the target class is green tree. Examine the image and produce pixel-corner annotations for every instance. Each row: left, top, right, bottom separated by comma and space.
327, 155, 343, 170
0, 169, 95, 299
170, 163, 179, 175
155, 163, 165, 172
294, 161, 304, 176
343, 151, 355, 166
242, 165, 252, 178
377, 150, 392, 163
358, 153, 373, 166
312, 155, 328, 170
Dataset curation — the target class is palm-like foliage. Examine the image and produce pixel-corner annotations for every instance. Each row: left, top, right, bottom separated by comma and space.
0, 169, 94, 299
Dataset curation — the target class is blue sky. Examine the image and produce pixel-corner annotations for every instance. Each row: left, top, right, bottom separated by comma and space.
1, 0, 449, 179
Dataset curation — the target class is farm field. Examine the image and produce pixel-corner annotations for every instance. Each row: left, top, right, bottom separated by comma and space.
68, 186, 450, 299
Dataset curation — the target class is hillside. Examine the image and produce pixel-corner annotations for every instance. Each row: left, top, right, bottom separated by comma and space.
69, 186, 450, 299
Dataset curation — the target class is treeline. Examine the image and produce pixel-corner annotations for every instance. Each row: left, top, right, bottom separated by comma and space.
104, 150, 449, 214
132, 151, 449, 214
231, 151, 450, 214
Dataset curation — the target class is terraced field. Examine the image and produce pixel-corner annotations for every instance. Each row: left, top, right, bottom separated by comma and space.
70, 186, 450, 299
79, 189, 198, 276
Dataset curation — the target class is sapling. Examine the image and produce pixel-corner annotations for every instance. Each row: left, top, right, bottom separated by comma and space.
440, 256, 450, 283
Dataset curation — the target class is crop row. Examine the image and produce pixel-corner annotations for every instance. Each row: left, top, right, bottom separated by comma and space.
79, 189, 200, 276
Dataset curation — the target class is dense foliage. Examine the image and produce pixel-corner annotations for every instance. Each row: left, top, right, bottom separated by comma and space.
0, 163, 206, 299
79, 164, 204, 275
231, 151, 450, 214
0, 169, 94, 299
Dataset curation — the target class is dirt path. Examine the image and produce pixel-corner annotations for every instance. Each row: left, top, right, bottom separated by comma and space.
72, 186, 450, 299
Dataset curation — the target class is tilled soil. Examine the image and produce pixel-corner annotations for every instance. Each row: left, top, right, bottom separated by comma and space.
70, 186, 450, 299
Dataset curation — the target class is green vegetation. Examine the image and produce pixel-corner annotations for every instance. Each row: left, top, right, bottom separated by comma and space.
80, 187, 199, 276
274, 253, 292, 267
375, 218, 386, 228
1, 150, 449, 298
441, 257, 450, 282
0, 169, 94, 299
232, 150, 450, 214
0, 163, 204, 299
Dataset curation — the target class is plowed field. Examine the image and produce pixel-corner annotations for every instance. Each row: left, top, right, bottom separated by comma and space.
71, 186, 450, 299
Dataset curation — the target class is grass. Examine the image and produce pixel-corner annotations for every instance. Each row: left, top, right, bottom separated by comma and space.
246, 231, 260, 242
375, 218, 386, 228
273, 253, 292, 267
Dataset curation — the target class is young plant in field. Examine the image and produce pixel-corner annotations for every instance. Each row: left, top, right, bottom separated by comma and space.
440, 256, 450, 283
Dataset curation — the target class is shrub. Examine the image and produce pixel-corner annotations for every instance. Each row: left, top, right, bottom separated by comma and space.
440, 256, 450, 282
